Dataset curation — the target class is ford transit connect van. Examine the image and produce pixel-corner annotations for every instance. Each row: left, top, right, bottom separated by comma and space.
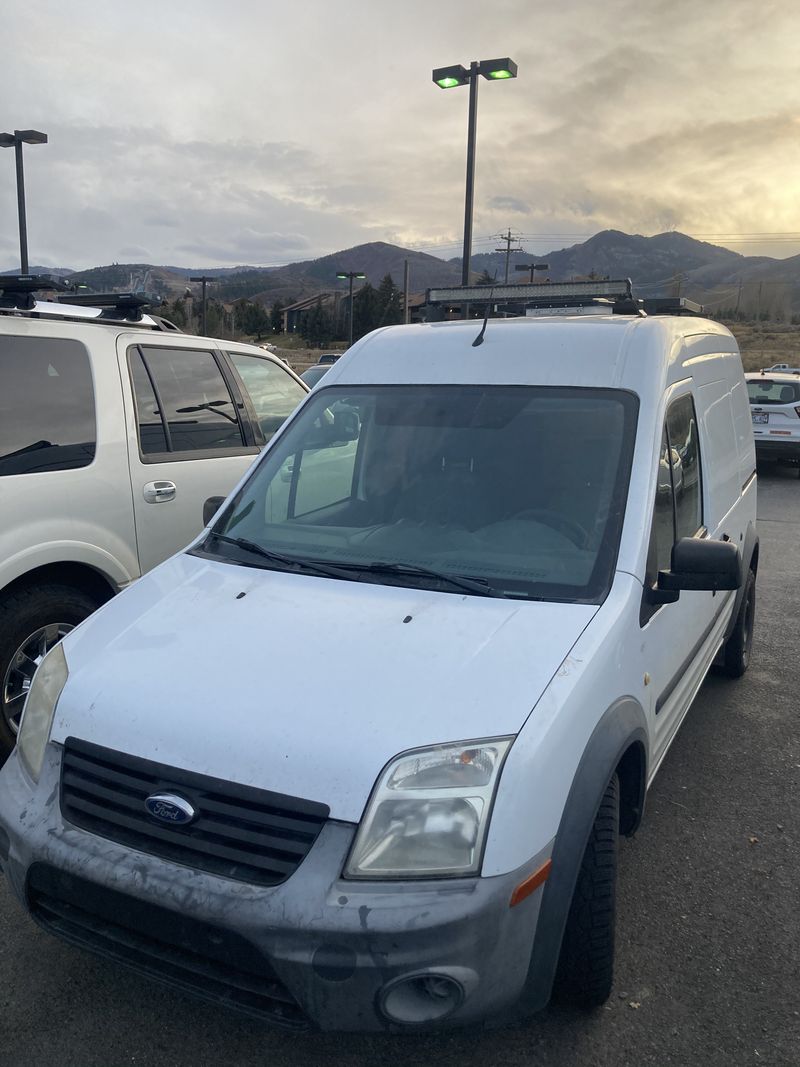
0, 291, 758, 1031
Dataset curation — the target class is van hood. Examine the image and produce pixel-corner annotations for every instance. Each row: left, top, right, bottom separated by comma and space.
54, 553, 596, 822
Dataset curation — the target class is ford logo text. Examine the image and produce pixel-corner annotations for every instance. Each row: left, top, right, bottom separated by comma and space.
144, 793, 196, 825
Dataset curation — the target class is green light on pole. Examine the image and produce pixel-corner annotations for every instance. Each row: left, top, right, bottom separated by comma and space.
431, 57, 518, 299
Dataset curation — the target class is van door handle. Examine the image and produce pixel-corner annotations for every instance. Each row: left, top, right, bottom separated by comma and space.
143, 480, 177, 503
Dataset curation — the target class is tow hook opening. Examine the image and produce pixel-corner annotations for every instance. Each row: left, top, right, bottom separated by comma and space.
379, 971, 466, 1025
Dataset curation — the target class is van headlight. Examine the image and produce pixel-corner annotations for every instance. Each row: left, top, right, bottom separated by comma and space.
344, 737, 512, 879
17, 643, 68, 783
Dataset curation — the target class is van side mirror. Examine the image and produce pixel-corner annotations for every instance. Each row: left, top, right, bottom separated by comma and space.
657, 537, 742, 594
203, 496, 225, 526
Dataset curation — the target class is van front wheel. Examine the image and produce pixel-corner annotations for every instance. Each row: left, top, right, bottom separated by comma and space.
553, 772, 619, 1008
720, 569, 756, 679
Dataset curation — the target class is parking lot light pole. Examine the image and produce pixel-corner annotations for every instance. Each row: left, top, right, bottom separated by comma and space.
515, 262, 550, 283
190, 275, 216, 335
0, 129, 48, 274
336, 270, 365, 347
432, 59, 518, 299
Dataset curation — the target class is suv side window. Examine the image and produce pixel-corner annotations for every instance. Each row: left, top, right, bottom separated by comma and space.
0, 336, 96, 476
130, 346, 246, 456
226, 352, 306, 445
641, 395, 704, 624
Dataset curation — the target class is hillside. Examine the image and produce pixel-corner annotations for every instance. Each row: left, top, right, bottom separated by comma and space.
28, 231, 800, 318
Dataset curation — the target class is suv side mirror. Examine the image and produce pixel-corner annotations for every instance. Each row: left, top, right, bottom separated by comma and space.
657, 537, 742, 593
203, 496, 226, 526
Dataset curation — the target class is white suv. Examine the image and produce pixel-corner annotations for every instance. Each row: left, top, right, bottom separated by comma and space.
0, 286, 758, 1031
745, 369, 800, 472
0, 281, 307, 755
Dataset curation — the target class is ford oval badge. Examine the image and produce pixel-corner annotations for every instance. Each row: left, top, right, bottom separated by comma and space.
144, 793, 196, 825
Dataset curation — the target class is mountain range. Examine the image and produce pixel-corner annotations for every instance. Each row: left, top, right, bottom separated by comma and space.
7, 230, 800, 317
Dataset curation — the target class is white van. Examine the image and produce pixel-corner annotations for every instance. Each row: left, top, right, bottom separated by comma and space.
0, 294, 758, 1032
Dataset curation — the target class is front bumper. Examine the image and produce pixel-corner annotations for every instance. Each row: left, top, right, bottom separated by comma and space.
0, 745, 548, 1032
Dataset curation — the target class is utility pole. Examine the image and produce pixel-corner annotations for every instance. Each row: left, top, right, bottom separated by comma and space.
403, 259, 410, 324
494, 228, 523, 284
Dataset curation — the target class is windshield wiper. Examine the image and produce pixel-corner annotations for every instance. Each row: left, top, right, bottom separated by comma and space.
327, 560, 505, 598
207, 534, 355, 581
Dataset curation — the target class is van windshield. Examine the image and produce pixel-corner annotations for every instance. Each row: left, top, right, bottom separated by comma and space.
201, 385, 638, 602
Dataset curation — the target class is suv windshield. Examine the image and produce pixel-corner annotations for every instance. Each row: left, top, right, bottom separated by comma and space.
200, 385, 638, 602
747, 378, 800, 405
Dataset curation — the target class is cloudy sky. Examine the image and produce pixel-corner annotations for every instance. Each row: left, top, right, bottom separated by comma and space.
2, 0, 799, 270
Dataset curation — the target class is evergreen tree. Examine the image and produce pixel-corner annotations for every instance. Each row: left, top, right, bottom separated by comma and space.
270, 300, 285, 333
301, 298, 334, 346
168, 297, 188, 330
376, 274, 403, 327
352, 283, 380, 340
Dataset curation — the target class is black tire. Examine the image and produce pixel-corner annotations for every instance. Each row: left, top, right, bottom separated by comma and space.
720, 568, 756, 678
0, 583, 99, 757
553, 773, 619, 1009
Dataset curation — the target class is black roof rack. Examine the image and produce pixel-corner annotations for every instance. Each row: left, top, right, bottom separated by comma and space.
55, 291, 151, 322
641, 297, 704, 316
0, 276, 182, 332
0, 274, 70, 310
423, 279, 706, 318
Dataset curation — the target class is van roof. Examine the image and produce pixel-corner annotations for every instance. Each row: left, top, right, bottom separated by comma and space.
327, 315, 738, 397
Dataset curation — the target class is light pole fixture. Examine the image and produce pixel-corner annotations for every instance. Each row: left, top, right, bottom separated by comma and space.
432, 59, 518, 294
336, 270, 365, 347
515, 262, 549, 283
190, 275, 216, 335
0, 129, 48, 274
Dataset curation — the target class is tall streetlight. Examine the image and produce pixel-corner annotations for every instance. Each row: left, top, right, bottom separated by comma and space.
190, 275, 216, 335
432, 59, 518, 293
336, 270, 365, 347
0, 129, 48, 274
515, 262, 550, 283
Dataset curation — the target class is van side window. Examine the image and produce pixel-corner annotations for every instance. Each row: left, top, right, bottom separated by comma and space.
641, 395, 704, 625
0, 336, 96, 476
129, 346, 246, 456
666, 394, 703, 538
650, 427, 675, 580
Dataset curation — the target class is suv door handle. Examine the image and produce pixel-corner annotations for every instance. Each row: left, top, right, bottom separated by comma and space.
143, 480, 177, 503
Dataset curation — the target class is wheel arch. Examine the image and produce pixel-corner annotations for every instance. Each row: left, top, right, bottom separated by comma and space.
0, 562, 119, 609
516, 696, 648, 1015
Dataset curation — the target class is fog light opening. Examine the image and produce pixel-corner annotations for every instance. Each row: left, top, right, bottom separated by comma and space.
380, 972, 465, 1025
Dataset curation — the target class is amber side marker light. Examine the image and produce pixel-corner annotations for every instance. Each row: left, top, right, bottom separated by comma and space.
509, 858, 553, 908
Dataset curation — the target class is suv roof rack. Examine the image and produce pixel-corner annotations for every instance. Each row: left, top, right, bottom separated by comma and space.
423, 279, 706, 318
0, 275, 182, 332
54, 291, 151, 322
0, 274, 70, 310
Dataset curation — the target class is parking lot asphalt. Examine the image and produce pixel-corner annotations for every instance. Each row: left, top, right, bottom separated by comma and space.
1, 466, 798, 1067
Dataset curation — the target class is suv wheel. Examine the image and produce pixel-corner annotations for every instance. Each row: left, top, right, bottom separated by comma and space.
720, 569, 756, 678
553, 773, 619, 1008
0, 584, 99, 757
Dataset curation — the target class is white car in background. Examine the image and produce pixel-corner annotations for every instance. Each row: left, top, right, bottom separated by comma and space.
745, 370, 800, 473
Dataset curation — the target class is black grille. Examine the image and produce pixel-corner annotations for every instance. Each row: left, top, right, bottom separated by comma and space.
27, 863, 308, 1029
60, 737, 329, 887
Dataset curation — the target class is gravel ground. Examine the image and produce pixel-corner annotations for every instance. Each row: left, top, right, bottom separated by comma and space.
1, 466, 798, 1067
